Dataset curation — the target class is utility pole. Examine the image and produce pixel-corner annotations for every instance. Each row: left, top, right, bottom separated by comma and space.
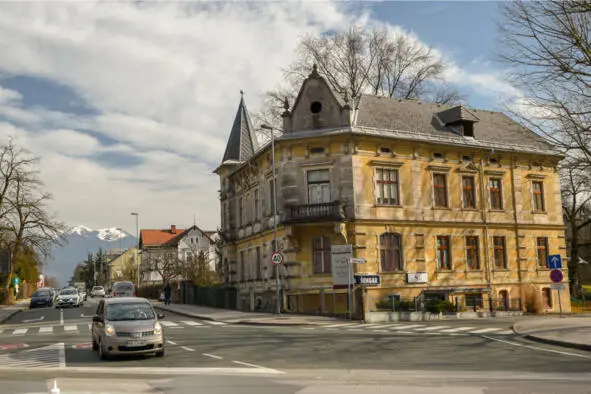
261, 124, 281, 315
131, 213, 140, 290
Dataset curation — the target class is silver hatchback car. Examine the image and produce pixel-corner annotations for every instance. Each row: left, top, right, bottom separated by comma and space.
91, 297, 165, 359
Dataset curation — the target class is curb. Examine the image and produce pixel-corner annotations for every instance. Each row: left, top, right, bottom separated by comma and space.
512, 323, 591, 352
0, 308, 23, 324
152, 305, 342, 327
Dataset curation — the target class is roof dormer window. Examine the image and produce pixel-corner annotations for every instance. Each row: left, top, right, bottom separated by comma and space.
462, 123, 474, 137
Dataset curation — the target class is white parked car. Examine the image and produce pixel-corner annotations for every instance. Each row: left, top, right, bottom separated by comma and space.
55, 288, 83, 308
91, 286, 106, 298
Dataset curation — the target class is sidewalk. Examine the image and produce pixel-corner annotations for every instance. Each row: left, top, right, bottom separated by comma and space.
513, 316, 591, 351
151, 301, 346, 326
0, 299, 30, 324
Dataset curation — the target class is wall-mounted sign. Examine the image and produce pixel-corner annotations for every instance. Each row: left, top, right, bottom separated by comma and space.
354, 275, 380, 286
407, 272, 428, 284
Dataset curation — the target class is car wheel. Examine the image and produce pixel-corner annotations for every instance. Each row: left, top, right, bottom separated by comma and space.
98, 340, 109, 360
155, 348, 165, 358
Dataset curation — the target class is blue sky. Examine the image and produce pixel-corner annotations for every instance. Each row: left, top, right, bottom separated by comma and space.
0, 1, 522, 232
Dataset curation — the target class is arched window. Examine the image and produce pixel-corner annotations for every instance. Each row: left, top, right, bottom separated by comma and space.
380, 233, 403, 272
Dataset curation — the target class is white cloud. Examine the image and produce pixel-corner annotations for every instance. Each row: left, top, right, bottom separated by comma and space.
0, 2, 347, 231
0, 1, 524, 235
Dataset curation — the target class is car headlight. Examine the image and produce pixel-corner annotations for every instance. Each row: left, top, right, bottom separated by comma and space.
105, 324, 115, 337
154, 322, 162, 335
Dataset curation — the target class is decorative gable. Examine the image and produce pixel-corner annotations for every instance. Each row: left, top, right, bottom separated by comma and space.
284, 65, 352, 132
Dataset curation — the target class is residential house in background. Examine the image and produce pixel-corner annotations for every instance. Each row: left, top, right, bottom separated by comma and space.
139, 224, 217, 283
106, 247, 139, 284
215, 65, 569, 314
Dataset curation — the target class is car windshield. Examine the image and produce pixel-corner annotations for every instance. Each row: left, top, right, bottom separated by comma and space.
93, 286, 103, 291
33, 290, 50, 297
60, 289, 77, 295
116, 283, 133, 291
106, 302, 155, 321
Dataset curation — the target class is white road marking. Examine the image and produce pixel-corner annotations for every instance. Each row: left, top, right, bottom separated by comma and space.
180, 346, 194, 352
80, 313, 93, 318
232, 360, 275, 371
372, 329, 388, 333
414, 326, 450, 331
87, 324, 92, 330
39, 326, 53, 334
482, 335, 591, 359
368, 324, 398, 329
347, 329, 362, 331
64, 325, 77, 332
495, 330, 514, 335
302, 327, 315, 330
159, 321, 179, 327
203, 353, 223, 360
322, 323, 358, 328
390, 325, 425, 330
60, 309, 64, 325
13, 328, 27, 335
0, 329, 3, 334
22, 316, 45, 323
166, 340, 177, 345
204, 321, 226, 326
439, 327, 476, 333
470, 327, 502, 334
10, 366, 284, 375
181, 321, 203, 326
396, 331, 414, 334
57, 342, 66, 368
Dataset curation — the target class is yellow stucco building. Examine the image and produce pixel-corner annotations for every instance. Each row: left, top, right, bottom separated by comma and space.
215, 66, 569, 315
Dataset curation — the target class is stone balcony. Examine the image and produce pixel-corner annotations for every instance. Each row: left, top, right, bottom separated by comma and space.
284, 201, 346, 224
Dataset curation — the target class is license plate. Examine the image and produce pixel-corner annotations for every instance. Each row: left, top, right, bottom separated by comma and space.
126, 340, 147, 347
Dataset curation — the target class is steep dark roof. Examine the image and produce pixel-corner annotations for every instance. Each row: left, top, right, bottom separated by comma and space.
221, 91, 258, 163
354, 95, 554, 152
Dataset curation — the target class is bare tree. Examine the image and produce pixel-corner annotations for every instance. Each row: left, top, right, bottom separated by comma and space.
561, 159, 591, 297
0, 141, 65, 289
150, 250, 182, 284
497, 1, 591, 168
255, 24, 464, 129
179, 251, 219, 285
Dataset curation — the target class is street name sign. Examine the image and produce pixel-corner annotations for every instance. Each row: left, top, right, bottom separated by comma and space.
349, 258, 366, 264
551, 283, 565, 290
354, 275, 380, 286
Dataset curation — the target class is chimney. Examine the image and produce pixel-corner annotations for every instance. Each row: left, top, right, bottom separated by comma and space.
171, 225, 176, 234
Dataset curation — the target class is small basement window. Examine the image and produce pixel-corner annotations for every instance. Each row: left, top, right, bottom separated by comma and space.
462, 123, 474, 137
310, 147, 325, 154
462, 155, 473, 162
489, 158, 498, 164
379, 147, 391, 154
310, 101, 322, 114
433, 152, 444, 159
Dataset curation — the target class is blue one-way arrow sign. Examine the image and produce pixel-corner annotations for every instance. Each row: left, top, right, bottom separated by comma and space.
548, 254, 562, 270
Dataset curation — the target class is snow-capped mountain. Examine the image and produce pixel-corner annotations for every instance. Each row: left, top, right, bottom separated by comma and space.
67, 225, 129, 241
44, 225, 138, 287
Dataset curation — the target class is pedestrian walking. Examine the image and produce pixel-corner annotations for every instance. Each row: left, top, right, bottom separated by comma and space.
164, 281, 172, 306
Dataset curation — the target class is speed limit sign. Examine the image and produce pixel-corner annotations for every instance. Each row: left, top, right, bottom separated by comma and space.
271, 252, 284, 266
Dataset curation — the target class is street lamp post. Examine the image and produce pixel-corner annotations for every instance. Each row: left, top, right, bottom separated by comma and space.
261, 124, 280, 315
130, 213, 140, 291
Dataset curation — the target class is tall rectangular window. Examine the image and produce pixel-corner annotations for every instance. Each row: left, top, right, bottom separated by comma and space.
489, 178, 503, 210
376, 169, 399, 205
537, 237, 549, 268
380, 233, 403, 271
465, 236, 480, 269
462, 176, 476, 209
532, 181, 545, 212
256, 247, 262, 280
437, 236, 451, 270
307, 170, 331, 204
312, 237, 331, 274
253, 189, 259, 220
240, 251, 246, 281
493, 236, 507, 269
238, 198, 244, 227
433, 174, 448, 207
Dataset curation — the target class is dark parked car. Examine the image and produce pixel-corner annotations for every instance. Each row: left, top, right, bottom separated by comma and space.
30, 288, 54, 308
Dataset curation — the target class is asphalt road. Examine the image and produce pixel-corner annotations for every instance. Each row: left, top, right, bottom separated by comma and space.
1, 298, 590, 393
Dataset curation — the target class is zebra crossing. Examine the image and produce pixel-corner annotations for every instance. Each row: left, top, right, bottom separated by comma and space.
0, 319, 229, 337
304, 322, 515, 336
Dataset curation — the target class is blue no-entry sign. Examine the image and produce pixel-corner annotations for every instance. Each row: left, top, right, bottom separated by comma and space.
548, 254, 562, 270
550, 269, 563, 284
